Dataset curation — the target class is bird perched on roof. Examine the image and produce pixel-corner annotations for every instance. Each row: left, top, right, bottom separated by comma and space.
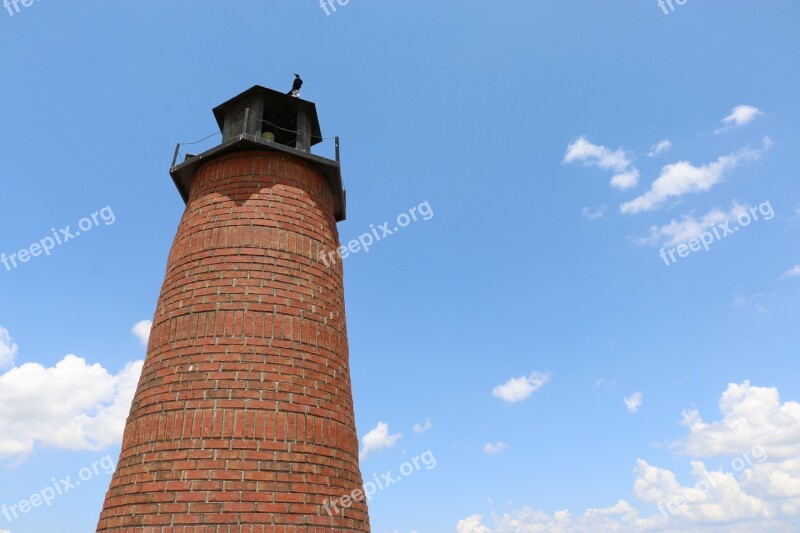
288, 74, 303, 97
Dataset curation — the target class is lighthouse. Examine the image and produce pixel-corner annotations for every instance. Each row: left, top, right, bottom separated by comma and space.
96, 85, 370, 532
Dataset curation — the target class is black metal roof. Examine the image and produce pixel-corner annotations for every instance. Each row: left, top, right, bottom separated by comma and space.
211, 85, 324, 146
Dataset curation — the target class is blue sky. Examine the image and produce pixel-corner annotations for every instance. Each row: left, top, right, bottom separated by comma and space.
1, 1, 799, 532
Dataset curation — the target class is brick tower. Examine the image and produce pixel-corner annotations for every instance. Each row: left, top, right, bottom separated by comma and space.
96, 86, 370, 532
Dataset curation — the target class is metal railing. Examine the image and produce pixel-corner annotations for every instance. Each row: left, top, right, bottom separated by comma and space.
171, 108, 340, 170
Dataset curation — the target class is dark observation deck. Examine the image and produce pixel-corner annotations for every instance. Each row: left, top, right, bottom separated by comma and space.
170, 85, 346, 221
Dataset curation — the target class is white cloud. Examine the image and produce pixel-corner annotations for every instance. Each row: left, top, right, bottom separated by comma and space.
620, 139, 771, 214
457, 502, 658, 532
0, 348, 143, 461
0, 326, 18, 369
457, 515, 492, 533
132, 320, 153, 346
648, 140, 672, 157
594, 378, 616, 390
671, 381, 800, 459
781, 265, 800, 280
732, 292, 773, 315
611, 168, 640, 190
631, 459, 776, 529
413, 418, 433, 434
484, 442, 508, 455
564, 136, 632, 172
625, 391, 644, 413
492, 372, 550, 404
360, 421, 401, 460
564, 136, 642, 192
634, 203, 749, 248
716, 105, 763, 133
459, 381, 800, 532
0, 325, 144, 462
582, 205, 608, 221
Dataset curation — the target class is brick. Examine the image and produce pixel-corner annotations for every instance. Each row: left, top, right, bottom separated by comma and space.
95, 152, 369, 532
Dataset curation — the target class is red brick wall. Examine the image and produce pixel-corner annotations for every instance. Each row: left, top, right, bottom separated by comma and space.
96, 151, 370, 532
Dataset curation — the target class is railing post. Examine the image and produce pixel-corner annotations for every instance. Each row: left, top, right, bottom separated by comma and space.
171, 143, 181, 168
335, 136, 340, 162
